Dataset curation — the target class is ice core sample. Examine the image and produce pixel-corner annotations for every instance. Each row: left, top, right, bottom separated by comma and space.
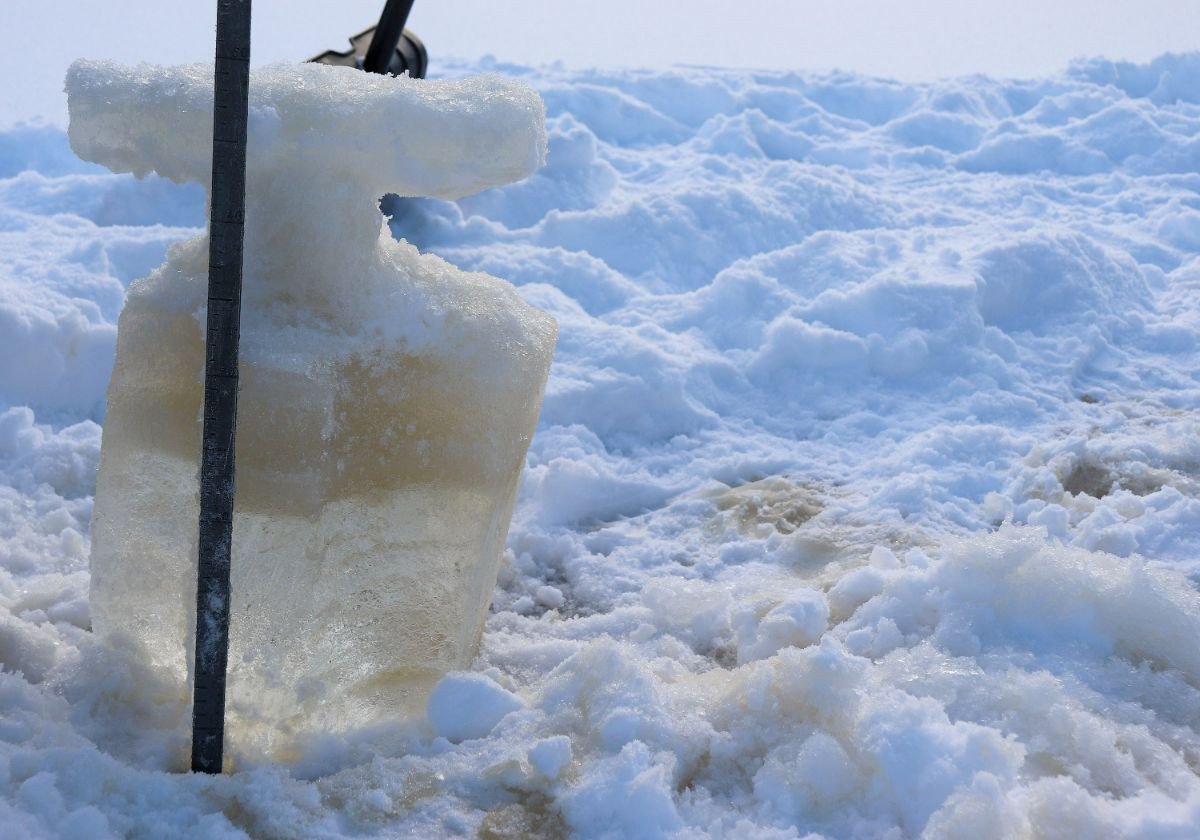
67, 60, 556, 757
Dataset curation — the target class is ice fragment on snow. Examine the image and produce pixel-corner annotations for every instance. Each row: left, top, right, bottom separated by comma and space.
753, 732, 861, 820
67, 60, 555, 757
528, 735, 572, 779
427, 672, 524, 743
534, 585, 565, 609
734, 588, 829, 664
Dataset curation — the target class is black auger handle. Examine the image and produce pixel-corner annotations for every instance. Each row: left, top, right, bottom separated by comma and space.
310, 0, 427, 79
363, 0, 417, 74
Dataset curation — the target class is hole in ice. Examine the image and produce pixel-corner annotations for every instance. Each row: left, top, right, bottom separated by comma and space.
478, 796, 567, 840
1060, 460, 1115, 498
1056, 452, 1189, 500
706, 476, 823, 537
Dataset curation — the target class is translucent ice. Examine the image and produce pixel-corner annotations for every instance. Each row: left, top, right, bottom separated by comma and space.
67, 61, 556, 758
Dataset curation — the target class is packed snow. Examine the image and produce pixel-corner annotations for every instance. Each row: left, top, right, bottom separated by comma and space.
3, 51, 1200, 837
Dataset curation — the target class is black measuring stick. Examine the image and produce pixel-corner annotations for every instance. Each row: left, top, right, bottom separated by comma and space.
191, 0, 251, 775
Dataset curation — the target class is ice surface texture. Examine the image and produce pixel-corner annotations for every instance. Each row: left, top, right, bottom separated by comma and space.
67, 60, 556, 758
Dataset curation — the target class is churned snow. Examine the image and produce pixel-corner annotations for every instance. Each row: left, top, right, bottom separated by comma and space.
2, 52, 1200, 837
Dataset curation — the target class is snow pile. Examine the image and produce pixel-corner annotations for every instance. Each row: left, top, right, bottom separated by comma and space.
2, 52, 1200, 837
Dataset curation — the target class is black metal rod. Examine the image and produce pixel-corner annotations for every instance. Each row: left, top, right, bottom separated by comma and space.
363, 0, 416, 74
191, 0, 252, 775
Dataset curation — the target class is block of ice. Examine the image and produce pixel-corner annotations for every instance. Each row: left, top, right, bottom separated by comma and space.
67, 60, 556, 759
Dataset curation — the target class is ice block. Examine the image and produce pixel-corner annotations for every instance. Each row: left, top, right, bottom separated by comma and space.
67, 61, 556, 758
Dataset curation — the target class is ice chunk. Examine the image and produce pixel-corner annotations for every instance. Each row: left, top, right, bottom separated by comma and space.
427, 672, 524, 743
67, 61, 556, 759
528, 735, 573, 779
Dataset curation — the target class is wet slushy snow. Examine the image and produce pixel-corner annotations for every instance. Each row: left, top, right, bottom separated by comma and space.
2, 52, 1200, 837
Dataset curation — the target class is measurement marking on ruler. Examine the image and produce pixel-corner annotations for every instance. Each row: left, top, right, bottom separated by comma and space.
191, 0, 252, 776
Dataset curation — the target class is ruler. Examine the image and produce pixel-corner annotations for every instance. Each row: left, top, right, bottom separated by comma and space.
192, 0, 251, 775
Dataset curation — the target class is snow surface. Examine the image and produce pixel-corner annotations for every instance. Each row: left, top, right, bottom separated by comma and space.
3, 52, 1200, 837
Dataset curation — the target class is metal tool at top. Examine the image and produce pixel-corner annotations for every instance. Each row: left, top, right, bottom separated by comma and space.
312, 0, 428, 78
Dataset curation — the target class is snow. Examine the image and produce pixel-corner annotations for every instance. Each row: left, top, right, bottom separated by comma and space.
427, 673, 525, 743
2, 50, 1200, 837
527, 734, 572, 779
